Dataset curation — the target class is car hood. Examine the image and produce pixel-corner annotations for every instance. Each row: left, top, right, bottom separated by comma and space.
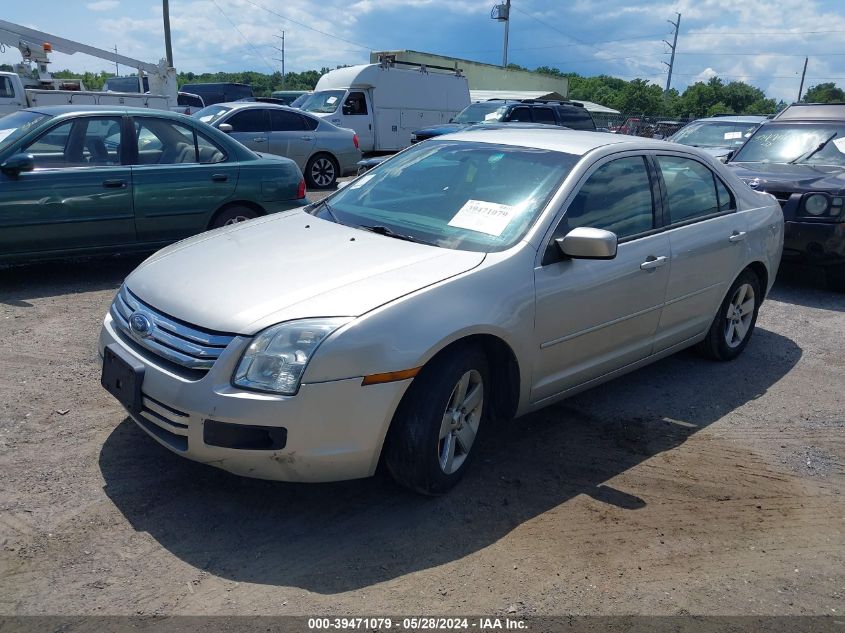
125, 211, 485, 335
414, 123, 469, 137
729, 162, 845, 193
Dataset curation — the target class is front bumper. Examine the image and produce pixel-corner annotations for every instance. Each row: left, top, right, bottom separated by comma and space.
783, 220, 845, 266
98, 313, 410, 482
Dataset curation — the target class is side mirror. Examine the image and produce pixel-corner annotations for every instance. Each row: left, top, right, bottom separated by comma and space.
723, 150, 735, 163
342, 104, 354, 116
0, 153, 35, 176
218, 123, 233, 133
555, 227, 618, 260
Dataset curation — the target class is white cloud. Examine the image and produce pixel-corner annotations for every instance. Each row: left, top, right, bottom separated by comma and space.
86, 0, 119, 11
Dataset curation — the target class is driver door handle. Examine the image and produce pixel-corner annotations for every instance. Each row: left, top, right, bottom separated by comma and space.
640, 255, 667, 271
729, 231, 747, 243
253, 137, 267, 142
102, 179, 127, 189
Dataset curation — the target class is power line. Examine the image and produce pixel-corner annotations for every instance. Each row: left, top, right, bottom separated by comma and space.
685, 29, 845, 36
210, 0, 275, 73
236, 0, 372, 51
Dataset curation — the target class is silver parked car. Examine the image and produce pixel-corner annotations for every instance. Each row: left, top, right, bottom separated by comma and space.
669, 115, 767, 161
99, 129, 784, 494
193, 102, 361, 189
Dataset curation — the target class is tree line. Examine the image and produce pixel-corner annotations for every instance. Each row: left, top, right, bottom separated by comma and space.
3, 61, 844, 116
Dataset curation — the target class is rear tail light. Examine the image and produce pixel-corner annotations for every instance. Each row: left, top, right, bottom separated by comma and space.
353, 133, 359, 149
297, 178, 306, 199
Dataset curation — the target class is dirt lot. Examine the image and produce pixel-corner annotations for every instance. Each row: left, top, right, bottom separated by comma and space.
0, 236, 842, 616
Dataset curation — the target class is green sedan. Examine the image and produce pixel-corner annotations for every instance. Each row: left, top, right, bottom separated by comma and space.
0, 106, 308, 263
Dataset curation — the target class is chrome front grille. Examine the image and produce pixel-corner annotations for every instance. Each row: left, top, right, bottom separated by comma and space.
110, 286, 236, 371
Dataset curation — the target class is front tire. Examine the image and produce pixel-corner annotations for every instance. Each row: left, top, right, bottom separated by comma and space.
384, 345, 489, 495
305, 153, 338, 190
696, 269, 762, 361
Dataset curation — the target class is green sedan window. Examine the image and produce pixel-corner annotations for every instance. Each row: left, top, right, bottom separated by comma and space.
23, 117, 122, 168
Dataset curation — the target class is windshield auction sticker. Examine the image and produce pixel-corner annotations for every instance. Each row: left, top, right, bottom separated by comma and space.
448, 199, 520, 236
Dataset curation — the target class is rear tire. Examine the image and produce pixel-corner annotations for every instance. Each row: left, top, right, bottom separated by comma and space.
305, 153, 338, 190
384, 345, 489, 495
209, 205, 258, 229
696, 269, 761, 361
825, 263, 845, 292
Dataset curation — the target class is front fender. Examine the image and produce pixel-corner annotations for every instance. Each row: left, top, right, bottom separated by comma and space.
302, 246, 538, 411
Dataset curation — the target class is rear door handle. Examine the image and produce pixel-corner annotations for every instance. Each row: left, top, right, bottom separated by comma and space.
729, 231, 747, 243
211, 174, 228, 182
300, 135, 314, 141
253, 137, 267, 142
640, 255, 667, 271
102, 179, 127, 189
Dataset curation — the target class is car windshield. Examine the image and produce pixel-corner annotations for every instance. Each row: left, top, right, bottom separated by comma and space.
289, 93, 310, 108
453, 102, 509, 124
732, 123, 845, 165
0, 111, 51, 152
193, 105, 231, 125
671, 120, 761, 148
312, 140, 577, 252
300, 90, 346, 114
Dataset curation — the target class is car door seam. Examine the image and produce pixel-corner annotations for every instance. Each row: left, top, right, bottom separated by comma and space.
539, 303, 664, 350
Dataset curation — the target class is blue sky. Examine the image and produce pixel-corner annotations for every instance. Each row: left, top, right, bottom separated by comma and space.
2, 0, 845, 102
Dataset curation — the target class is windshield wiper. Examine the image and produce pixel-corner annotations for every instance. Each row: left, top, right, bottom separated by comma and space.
309, 199, 341, 223
789, 132, 838, 164
356, 224, 429, 244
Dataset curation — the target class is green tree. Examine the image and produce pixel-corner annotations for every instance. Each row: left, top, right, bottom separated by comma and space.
803, 82, 845, 103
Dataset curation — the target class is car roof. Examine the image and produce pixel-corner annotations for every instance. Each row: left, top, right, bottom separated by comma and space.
213, 101, 303, 112
773, 103, 845, 121
28, 105, 186, 118
693, 115, 768, 123
442, 127, 673, 155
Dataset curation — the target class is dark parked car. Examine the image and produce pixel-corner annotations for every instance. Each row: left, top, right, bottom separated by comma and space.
180, 82, 253, 106
0, 106, 307, 263
727, 104, 845, 290
410, 99, 596, 143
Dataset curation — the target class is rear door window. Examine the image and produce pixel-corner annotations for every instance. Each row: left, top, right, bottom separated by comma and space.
532, 108, 556, 125
270, 110, 306, 131
656, 155, 722, 223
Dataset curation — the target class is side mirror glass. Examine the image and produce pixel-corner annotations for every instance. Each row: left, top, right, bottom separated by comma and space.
555, 227, 618, 260
0, 153, 35, 175
218, 123, 233, 133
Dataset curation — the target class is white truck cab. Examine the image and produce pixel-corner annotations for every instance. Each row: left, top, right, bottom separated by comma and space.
300, 61, 470, 152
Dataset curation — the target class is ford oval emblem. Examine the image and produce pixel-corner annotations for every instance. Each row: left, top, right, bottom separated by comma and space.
128, 312, 154, 338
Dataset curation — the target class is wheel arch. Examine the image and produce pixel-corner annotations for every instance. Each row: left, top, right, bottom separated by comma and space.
745, 260, 770, 298
207, 200, 267, 229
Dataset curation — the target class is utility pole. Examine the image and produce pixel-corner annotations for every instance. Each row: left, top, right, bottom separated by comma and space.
663, 12, 681, 95
273, 31, 285, 89
491, 0, 511, 68
113, 45, 119, 76
798, 56, 808, 102
162, 0, 174, 67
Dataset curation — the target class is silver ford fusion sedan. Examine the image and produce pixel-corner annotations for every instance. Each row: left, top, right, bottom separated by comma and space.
99, 128, 784, 494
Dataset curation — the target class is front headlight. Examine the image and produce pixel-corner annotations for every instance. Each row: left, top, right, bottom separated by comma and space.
803, 193, 830, 216
232, 318, 351, 395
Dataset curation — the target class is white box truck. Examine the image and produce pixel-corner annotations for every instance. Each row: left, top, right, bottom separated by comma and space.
300, 60, 470, 152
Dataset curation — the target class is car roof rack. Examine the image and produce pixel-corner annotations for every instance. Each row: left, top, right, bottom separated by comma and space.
517, 99, 585, 108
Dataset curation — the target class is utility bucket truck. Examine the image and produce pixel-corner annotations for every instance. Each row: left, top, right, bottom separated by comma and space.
0, 19, 177, 116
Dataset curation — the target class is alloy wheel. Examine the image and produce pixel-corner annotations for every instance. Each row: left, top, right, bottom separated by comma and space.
438, 369, 483, 475
724, 282, 755, 348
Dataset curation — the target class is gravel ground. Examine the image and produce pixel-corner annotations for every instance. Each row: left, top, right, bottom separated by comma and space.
0, 223, 842, 617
